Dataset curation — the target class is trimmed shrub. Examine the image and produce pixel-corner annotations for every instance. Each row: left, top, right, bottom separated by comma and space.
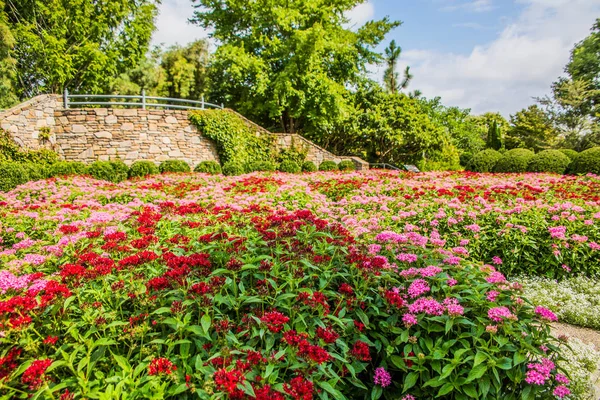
568, 147, 600, 175
558, 149, 578, 161
87, 161, 127, 182
278, 160, 301, 173
194, 161, 222, 175
128, 161, 159, 179
159, 160, 191, 174
527, 150, 572, 174
493, 148, 535, 173
302, 161, 317, 172
0, 163, 29, 192
246, 161, 277, 172
467, 149, 502, 172
459, 152, 473, 168
19, 149, 60, 165
109, 160, 129, 183
20, 163, 47, 181
49, 161, 87, 177
338, 160, 356, 171
222, 162, 245, 176
319, 161, 338, 171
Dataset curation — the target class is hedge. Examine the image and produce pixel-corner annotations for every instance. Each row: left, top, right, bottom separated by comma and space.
0, 162, 29, 192
467, 149, 503, 172
319, 161, 338, 171
194, 161, 222, 175
338, 160, 356, 171
568, 147, 600, 175
527, 150, 572, 174
49, 161, 87, 176
558, 149, 578, 161
159, 160, 191, 173
493, 148, 535, 173
278, 160, 302, 173
128, 161, 159, 178
302, 161, 317, 172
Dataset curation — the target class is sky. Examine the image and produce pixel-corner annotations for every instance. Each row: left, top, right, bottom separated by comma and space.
152, 0, 600, 117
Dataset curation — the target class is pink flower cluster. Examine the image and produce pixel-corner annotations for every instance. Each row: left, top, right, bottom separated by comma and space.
525, 358, 555, 385
534, 306, 557, 322
373, 367, 391, 387
407, 279, 430, 298
488, 306, 516, 323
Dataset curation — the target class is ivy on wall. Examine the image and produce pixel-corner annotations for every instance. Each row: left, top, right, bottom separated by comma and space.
189, 110, 274, 169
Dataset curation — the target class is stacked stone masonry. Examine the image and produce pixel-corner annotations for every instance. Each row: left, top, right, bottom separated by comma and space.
1, 94, 368, 170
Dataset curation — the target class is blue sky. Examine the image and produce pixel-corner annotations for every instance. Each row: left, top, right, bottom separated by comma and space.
153, 0, 600, 116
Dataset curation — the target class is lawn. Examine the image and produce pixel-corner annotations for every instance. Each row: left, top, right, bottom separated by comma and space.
0, 170, 598, 399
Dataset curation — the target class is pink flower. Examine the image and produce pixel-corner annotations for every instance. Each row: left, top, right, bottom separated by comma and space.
534, 306, 557, 322
486, 272, 507, 284
465, 224, 481, 233
486, 291, 499, 302
443, 298, 464, 317
488, 306, 515, 323
553, 386, 571, 398
549, 226, 567, 239
396, 253, 418, 263
407, 279, 430, 298
408, 298, 444, 316
419, 265, 443, 277
555, 374, 569, 384
402, 313, 418, 327
373, 367, 391, 387
447, 278, 458, 287
491, 256, 502, 265
443, 256, 461, 265
485, 325, 497, 333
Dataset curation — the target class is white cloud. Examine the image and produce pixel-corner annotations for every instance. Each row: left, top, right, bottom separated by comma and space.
152, 0, 209, 48
398, 0, 600, 116
345, 1, 376, 28
441, 0, 495, 13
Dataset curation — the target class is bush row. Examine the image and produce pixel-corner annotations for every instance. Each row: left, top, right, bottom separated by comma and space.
467, 147, 600, 174
0, 159, 358, 191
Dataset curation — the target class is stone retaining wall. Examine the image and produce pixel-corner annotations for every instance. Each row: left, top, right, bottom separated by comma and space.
1, 94, 368, 170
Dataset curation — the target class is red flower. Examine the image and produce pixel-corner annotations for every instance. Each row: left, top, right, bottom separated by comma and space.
338, 283, 354, 296
148, 358, 177, 376
316, 327, 339, 344
0, 348, 21, 379
214, 368, 245, 397
284, 376, 314, 400
43, 336, 59, 345
260, 311, 289, 333
350, 340, 371, 361
255, 384, 285, 400
297, 340, 331, 364
21, 359, 52, 389
146, 277, 171, 292
283, 330, 309, 347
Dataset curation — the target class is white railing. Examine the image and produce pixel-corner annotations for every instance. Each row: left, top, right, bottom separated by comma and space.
63, 89, 223, 110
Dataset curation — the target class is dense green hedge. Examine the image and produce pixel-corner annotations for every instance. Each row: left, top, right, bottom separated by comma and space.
278, 160, 301, 173
319, 161, 338, 171
467, 149, 503, 172
493, 148, 535, 173
338, 160, 356, 171
302, 161, 318, 172
0, 163, 29, 191
189, 110, 274, 169
558, 149, 579, 161
128, 161, 159, 178
527, 150, 572, 174
159, 160, 191, 173
194, 161, 222, 175
50, 161, 87, 176
222, 162, 245, 176
569, 147, 600, 175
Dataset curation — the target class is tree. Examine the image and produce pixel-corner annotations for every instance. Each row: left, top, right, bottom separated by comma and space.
506, 105, 558, 151
5, 0, 159, 99
158, 40, 210, 100
0, 1, 16, 108
191, 0, 399, 134
383, 40, 412, 94
486, 121, 502, 150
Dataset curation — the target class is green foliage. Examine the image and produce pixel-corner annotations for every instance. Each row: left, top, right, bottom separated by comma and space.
420, 142, 462, 171
467, 149, 503, 172
486, 121, 503, 150
383, 40, 412, 94
319, 161, 338, 171
568, 146, 600, 174
19, 162, 47, 181
558, 149, 579, 160
128, 161, 159, 178
193, 0, 398, 134
222, 161, 245, 176
0, 162, 28, 191
194, 161, 222, 175
506, 105, 558, 151
1, 129, 59, 165
49, 161, 87, 177
277, 160, 301, 173
159, 160, 191, 174
6, 0, 159, 99
246, 161, 276, 172
338, 160, 355, 171
87, 161, 128, 183
275, 144, 308, 165
459, 152, 473, 168
302, 161, 317, 172
527, 150, 572, 174
189, 110, 274, 168
493, 148, 535, 173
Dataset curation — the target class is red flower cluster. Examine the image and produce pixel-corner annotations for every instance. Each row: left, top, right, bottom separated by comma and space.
260, 311, 289, 333
21, 359, 52, 389
297, 341, 331, 365
350, 341, 371, 361
214, 368, 245, 399
284, 376, 314, 400
0, 348, 21, 379
148, 357, 177, 376
315, 327, 339, 344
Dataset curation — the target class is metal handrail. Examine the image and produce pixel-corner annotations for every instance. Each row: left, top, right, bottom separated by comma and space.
369, 163, 402, 171
63, 89, 223, 110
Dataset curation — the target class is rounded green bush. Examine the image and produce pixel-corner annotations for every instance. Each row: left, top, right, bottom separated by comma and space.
87, 161, 117, 182
338, 160, 356, 171
467, 149, 503, 172
558, 149, 578, 161
159, 160, 191, 174
0, 162, 29, 192
493, 148, 535, 173
319, 161, 338, 171
20, 149, 60, 165
222, 162, 245, 176
302, 161, 317, 172
109, 160, 129, 183
246, 161, 277, 172
49, 161, 87, 177
568, 147, 600, 175
128, 161, 159, 179
19, 163, 48, 181
278, 160, 301, 173
459, 152, 473, 167
194, 161, 222, 175
527, 150, 572, 174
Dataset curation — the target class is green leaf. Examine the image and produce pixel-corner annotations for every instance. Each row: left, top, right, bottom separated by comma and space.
318, 381, 344, 399
437, 383, 454, 397
404, 372, 418, 390
371, 385, 383, 400
466, 364, 487, 382
201, 313, 211, 334
462, 384, 478, 398
473, 351, 487, 367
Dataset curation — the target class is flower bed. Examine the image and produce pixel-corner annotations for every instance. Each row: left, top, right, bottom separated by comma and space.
0, 171, 598, 399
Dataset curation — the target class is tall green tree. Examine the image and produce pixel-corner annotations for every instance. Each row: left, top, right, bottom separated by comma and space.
486, 120, 503, 150
506, 105, 558, 151
191, 0, 399, 134
5, 0, 160, 99
383, 40, 412, 94
159, 40, 210, 100
0, 0, 16, 108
